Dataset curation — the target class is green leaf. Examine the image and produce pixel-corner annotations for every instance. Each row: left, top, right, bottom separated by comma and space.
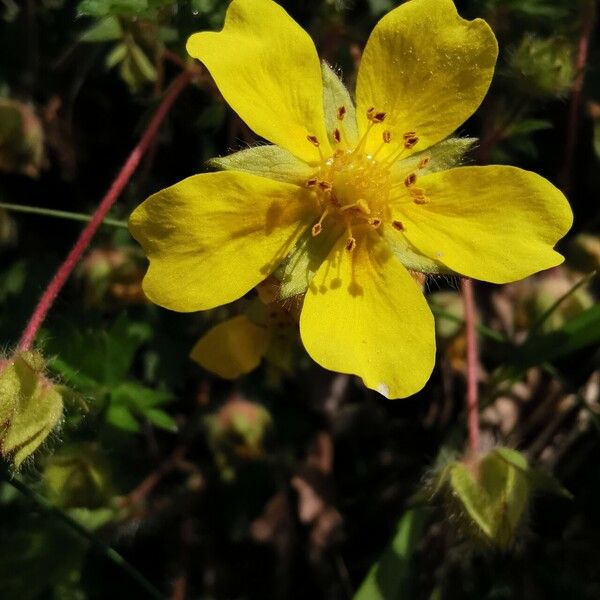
506, 119, 553, 137
48, 314, 152, 389
128, 42, 157, 82
509, 304, 600, 371
354, 508, 429, 600
105, 42, 127, 69
144, 408, 178, 432
77, 0, 148, 18
111, 381, 173, 410
80, 15, 122, 42
105, 404, 140, 433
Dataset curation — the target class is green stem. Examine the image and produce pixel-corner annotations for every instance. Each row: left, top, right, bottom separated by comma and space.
3, 474, 165, 600
0, 201, 128, 228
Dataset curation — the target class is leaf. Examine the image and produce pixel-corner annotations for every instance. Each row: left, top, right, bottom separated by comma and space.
509, 304, 600, 371
105, 404, 140, 433
80, 15, 122, 42
506, 119, 553, 137
354, 508, 429, 600
77, 0, 148, 18
105, 42, 127, 69
111, 381, 173, 410
48, 314, 152, 389
144, 408, 178, 432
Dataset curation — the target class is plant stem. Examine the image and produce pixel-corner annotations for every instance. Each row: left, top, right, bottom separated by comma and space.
561, 0, 596, 193
461, 278, 480, 455
0, 201, 128, 228
17, 69, 193, 352
4, 474, 165, 599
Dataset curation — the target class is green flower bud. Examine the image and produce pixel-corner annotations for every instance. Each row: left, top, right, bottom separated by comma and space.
0, 351, 63, 468
510, 35, 575, 98
427, 448, 570, 549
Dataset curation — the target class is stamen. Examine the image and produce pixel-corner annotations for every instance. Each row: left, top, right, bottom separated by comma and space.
345, 237, 356, 252
337, 106, 347, 121
340, 198, 371, 215
318, 180, 332, 192
369, 218, 382, 229
333, 128, 341, 143
413, 196, 429, 205
392, 220, 405, 231
404, 173, 417, 187
306, 178, 318, 188
312, 208, 330, 237
418, 157, 431, 169
383, 130, 392, 143
307, 135, 320, 147
404, 135, 419, 150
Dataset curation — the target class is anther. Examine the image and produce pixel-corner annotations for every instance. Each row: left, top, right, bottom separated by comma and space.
337, 106, 347, 121
403, 131, 417, 140
333, 128, 341, 143
307, 135, 320, 147
383, 130, 392, 143
392, 220, 405, 231
418, 157, 430, 169
404, 173, 417, 187
369, 218, 382, 228
305, 178, 318, 188
413, 196, 429, 205
404, 135, 419, 149
312, 223, 322, 237
367, 107, 386, 123
345, 237, 357, 252
318, 180, 332, 191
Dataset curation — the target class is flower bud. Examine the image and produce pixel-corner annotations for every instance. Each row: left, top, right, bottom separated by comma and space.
0, 351, 63, 468
427, 448, 570, 549
510, 35, 575, 98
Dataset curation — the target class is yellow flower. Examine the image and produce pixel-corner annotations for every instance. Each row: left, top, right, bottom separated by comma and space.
129, 0, 572, 399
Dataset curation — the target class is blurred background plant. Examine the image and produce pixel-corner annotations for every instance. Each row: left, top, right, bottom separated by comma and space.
0, 0, 599, 598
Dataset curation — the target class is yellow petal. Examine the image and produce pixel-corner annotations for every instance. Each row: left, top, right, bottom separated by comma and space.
187, 0, 330, 163
356, 0, 497, 157
129, 172, 316, 312
190, 315, 270, 379
394, 166, 573, 283
300, 228, 435, 399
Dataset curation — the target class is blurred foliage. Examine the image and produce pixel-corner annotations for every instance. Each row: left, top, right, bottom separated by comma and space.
0, 0, 599, 598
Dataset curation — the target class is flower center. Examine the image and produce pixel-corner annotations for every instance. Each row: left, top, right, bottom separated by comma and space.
305, 106, 427, 251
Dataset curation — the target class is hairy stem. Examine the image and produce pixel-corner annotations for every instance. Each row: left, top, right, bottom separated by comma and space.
17, 69, 192, 352
461, 278, 480, 455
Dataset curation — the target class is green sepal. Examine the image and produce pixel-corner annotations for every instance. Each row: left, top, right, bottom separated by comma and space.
321, 61, 358, 146
207, 145, 313, 185
275, 220, 343, 300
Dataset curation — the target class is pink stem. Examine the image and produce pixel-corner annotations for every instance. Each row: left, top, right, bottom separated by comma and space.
18, 69, 193, 352
461, 278, 480, 455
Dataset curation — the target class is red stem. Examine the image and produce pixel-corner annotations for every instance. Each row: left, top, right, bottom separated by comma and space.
461, 278, 480, 455
18, 69, 192, 352
561, 0, 596, 192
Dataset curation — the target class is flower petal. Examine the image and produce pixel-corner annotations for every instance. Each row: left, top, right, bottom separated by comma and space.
129, 171, 316, 312
394, 166, 573, 283
300, 228, 435, 399
356, 0, 497, 156
187, 0, 330, 163
190, 315, 270, 379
